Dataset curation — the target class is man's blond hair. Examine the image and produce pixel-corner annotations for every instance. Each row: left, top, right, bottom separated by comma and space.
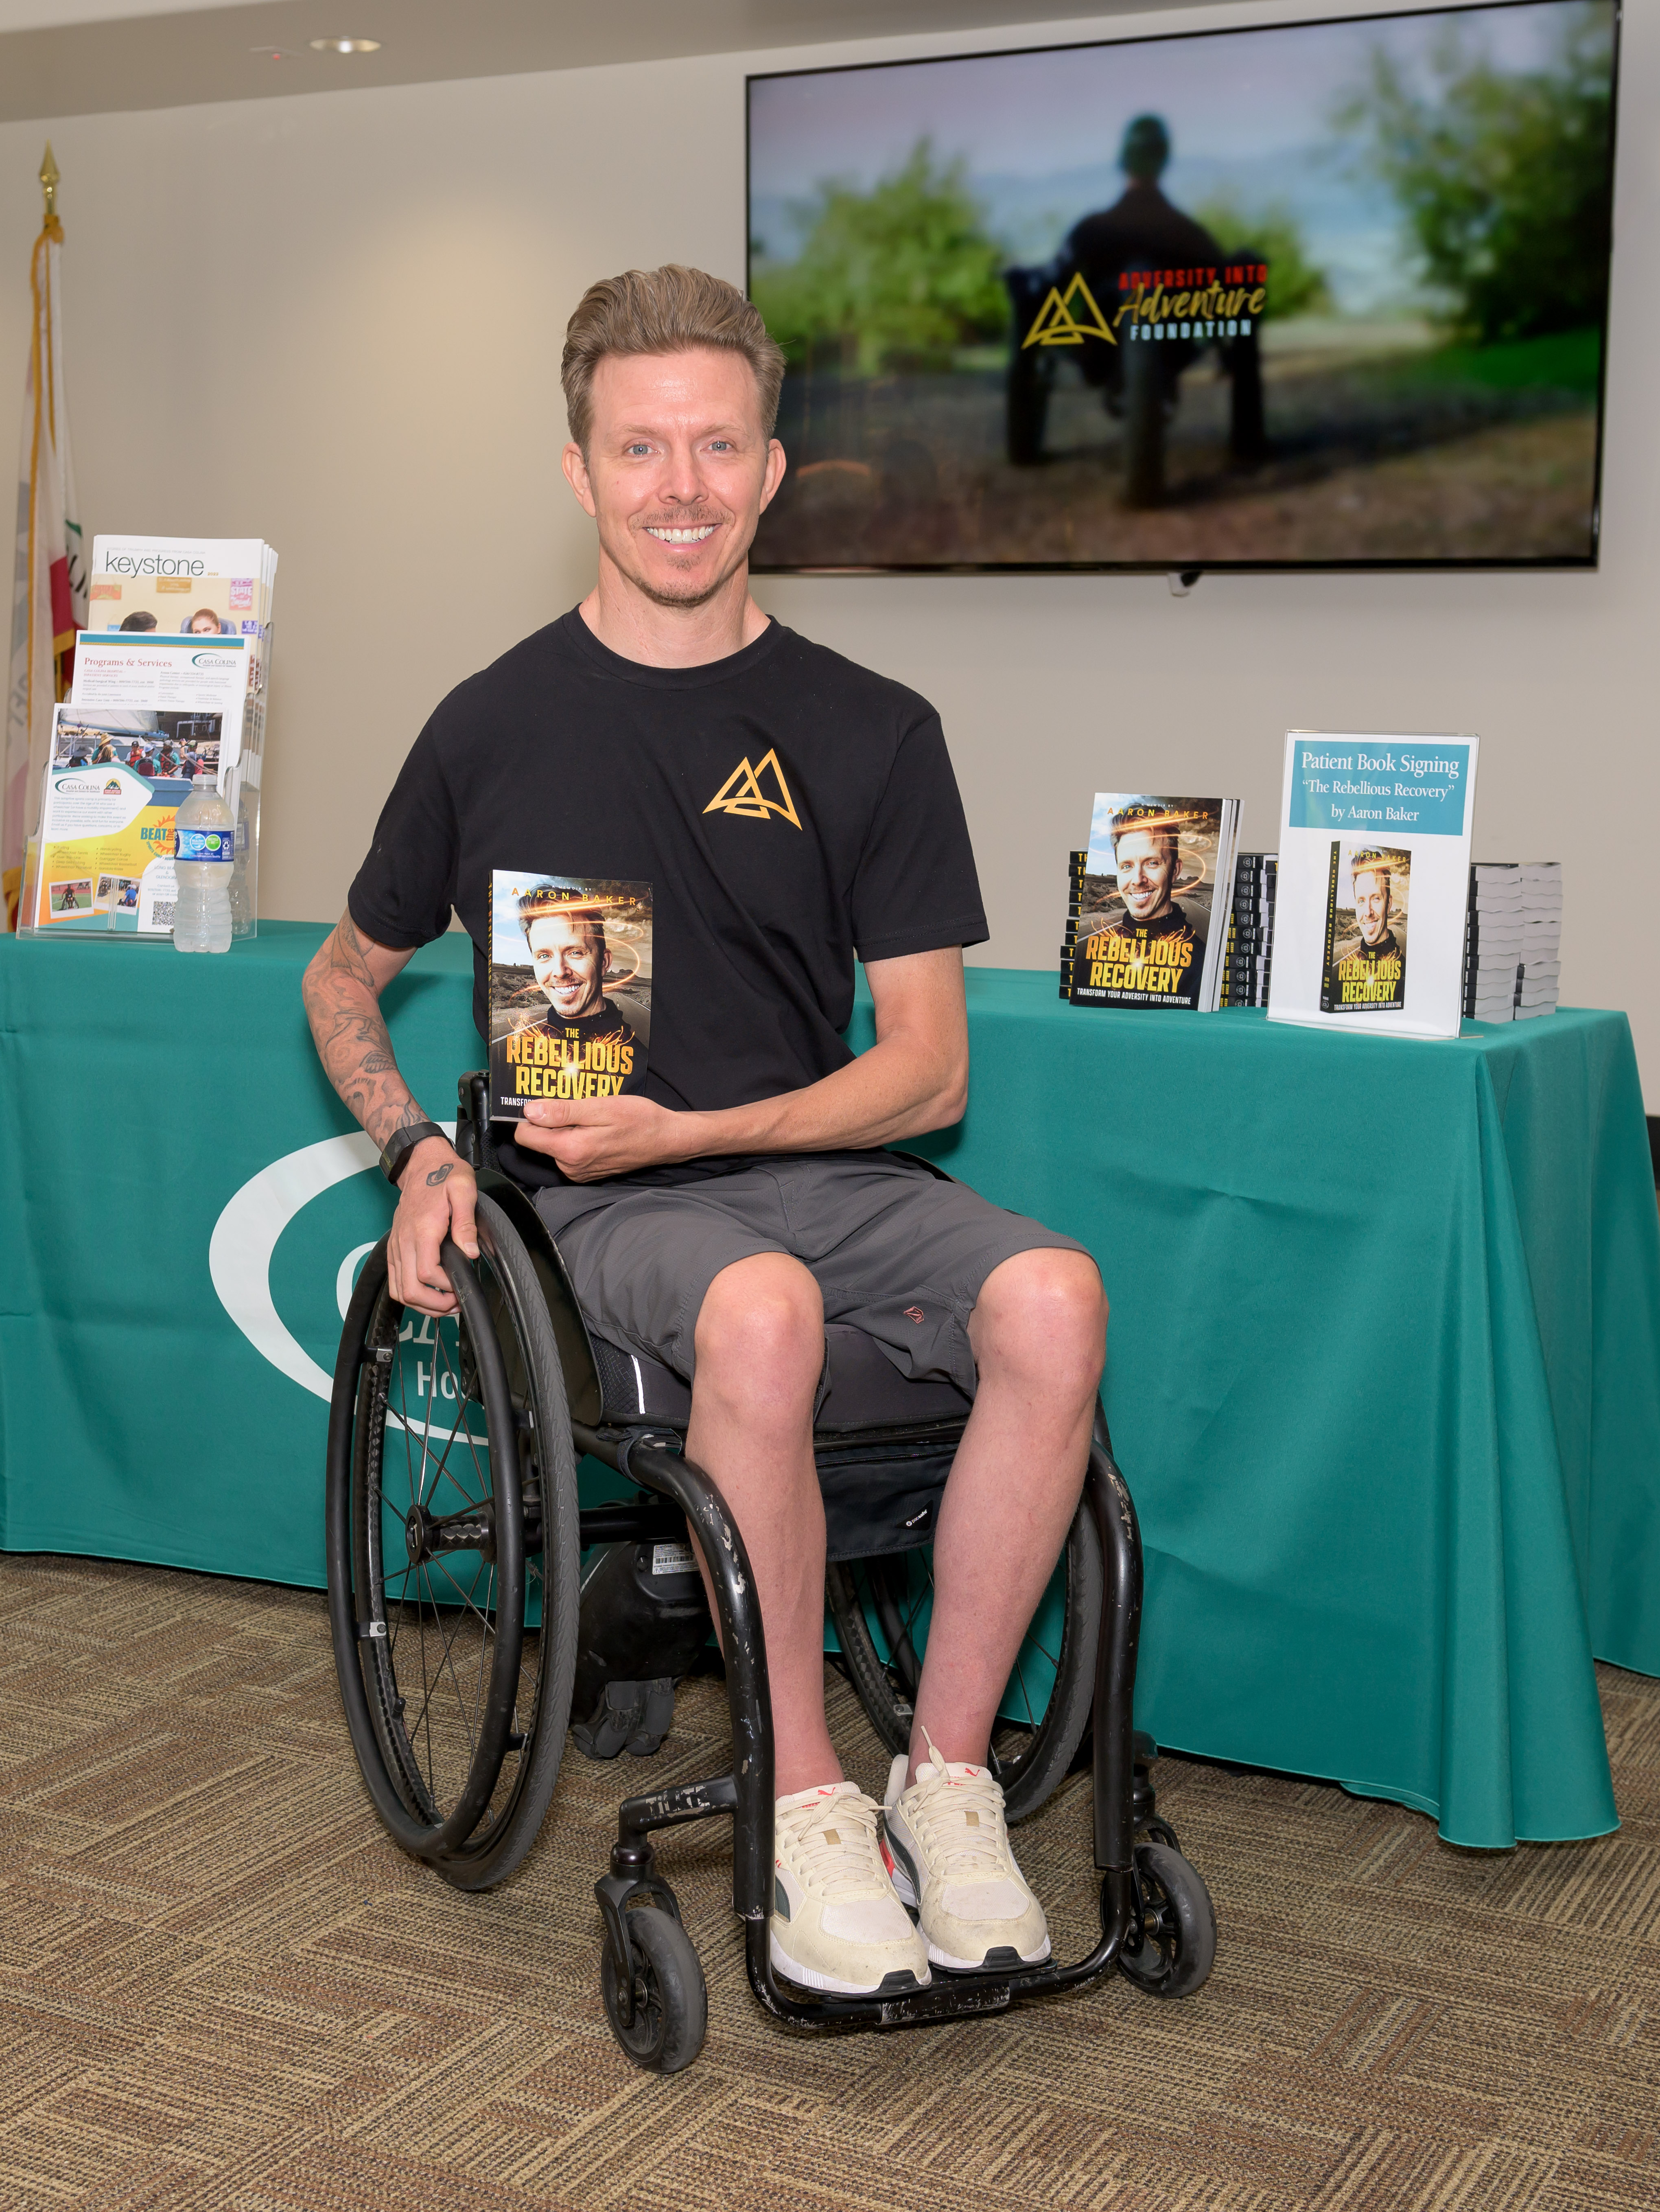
561, 265, 787, 451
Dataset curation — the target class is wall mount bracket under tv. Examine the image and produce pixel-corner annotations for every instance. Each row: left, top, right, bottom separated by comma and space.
746, 0, 1620, 574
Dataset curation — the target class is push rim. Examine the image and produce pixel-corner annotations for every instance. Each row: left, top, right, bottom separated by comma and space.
343, 1235, 526, 1859
438, 1197, 577, 1879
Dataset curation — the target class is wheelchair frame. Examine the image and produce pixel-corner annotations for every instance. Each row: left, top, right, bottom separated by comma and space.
587, 1419, 1147, 2038
327, 1072, 1208, 2062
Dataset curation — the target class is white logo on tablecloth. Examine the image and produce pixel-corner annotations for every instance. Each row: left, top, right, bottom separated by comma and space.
208, 1125, 454, 1402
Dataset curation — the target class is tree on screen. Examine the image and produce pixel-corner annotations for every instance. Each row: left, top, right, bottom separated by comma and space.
752, 140, 1009, 375
1336, 7, 1614, 346
1191, 198, 1331, 321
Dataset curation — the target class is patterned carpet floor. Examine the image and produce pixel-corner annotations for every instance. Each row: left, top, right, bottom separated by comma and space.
2, 1552, 1658, 2210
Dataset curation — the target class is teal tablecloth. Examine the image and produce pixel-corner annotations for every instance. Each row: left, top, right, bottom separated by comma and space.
3, 922, 1658, 1847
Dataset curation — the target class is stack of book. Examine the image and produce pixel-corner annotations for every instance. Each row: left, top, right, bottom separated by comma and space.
1464, 864, 1523, 1021
1218, 853, 1277, 1008
1060, 850, 1085, 998
1463, 862, 1564, 1022
1515, 861, 1564, 1020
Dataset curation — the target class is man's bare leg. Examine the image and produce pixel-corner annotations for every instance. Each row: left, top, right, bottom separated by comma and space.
907, 1249, 1108, 1783
683, 1252, 841, 1798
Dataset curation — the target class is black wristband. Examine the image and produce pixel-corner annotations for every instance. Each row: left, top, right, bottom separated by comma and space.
381, 1120, 448, 1187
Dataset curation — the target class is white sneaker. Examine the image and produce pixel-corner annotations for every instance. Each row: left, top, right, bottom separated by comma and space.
881, 1733, 1051, 1973
770, 1781, 932, 1995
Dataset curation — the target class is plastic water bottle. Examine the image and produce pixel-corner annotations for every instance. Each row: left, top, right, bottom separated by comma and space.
173, 776, 235, 953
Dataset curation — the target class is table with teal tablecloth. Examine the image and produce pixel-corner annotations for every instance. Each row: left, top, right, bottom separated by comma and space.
3, 922, 1658, 1847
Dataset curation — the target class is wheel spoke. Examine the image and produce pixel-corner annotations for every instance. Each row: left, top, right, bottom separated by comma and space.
401, 1562, 493, 1774
1010, 1642, 1038, 1738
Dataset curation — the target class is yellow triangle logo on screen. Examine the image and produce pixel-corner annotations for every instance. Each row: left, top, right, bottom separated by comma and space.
704, 749, 802, 829
1023, 273, 1117, 350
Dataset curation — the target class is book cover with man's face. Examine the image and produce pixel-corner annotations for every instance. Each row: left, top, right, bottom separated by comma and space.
1320, 842, 1410, 1014
487, 873, 653, 1121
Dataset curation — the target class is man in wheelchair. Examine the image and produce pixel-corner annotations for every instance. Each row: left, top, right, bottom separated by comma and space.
302, 264, 1109, 2000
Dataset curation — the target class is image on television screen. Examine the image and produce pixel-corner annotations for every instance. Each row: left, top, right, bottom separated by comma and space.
746, 0, 1618, 572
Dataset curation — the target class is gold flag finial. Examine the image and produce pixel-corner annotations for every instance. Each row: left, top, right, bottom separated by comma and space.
39, 142, 59, 221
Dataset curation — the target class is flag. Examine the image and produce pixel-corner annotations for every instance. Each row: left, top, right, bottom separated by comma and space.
4, 147, 85, 931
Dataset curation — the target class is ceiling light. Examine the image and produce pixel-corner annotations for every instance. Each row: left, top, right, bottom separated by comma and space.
310, 38, 382, 55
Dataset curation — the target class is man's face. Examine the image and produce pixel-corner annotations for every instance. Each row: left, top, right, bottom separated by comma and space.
562, 348, 786, 612
1115, 830, 1177, 921
1354, 869, 1391, 946
529, 914, 604, 1020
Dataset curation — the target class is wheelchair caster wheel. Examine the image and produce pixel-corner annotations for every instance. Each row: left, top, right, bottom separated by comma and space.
1141, 1814, 1182, 1855
1118, 1842, 1216, 2000
601, 1906, 707, 2073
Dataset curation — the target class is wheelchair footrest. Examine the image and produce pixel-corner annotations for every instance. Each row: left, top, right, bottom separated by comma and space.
573, 1677, 676, 1761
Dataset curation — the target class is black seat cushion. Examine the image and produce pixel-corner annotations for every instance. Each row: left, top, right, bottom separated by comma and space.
590, 1334, 692, 1426
589, 1325, 972, 1560
591, 1323, 971, 1433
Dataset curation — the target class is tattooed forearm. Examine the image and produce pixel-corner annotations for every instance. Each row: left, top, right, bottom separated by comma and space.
302, 914, 441, 1152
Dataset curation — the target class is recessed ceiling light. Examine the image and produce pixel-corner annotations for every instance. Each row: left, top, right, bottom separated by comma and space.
310, 38, 382, 55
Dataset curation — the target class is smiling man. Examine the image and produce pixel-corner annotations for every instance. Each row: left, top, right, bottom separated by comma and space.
302, 266, 1109, 2001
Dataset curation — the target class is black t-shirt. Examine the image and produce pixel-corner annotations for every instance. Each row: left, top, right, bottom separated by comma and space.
348, 609, 987, 1182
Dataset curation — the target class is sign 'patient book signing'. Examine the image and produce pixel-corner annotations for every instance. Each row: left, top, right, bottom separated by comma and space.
1268, 732, 1479, 1042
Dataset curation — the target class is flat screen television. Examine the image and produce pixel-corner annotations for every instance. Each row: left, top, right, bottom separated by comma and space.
746, 0, 1620, 572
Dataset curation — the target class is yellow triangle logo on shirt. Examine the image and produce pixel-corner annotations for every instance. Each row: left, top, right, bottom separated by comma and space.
703, 747, 802, 830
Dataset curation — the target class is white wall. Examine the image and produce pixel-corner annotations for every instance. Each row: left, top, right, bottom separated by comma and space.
3, 2, 1655, 1085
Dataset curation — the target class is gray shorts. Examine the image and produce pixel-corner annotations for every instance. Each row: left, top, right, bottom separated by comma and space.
531, 1152, 1090, 1400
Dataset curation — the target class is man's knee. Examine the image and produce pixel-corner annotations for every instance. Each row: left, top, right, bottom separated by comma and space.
693, 1253, 824, 1416
971, 1248, 1107, 1396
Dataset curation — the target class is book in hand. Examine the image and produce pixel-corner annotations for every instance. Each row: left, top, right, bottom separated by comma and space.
1068, 794, 1238, 1012
1267, 733, 1478, 1041
488, 873, 652, 1121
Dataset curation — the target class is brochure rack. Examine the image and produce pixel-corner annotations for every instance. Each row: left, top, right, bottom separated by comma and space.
18, 536, 276, 944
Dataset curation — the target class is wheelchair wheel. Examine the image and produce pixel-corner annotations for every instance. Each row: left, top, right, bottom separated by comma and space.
1118, 1840, 1216, 1999
600, 1906, 708, 2074
326, 1194, 581, 1890
826, 1495, 1102, 1823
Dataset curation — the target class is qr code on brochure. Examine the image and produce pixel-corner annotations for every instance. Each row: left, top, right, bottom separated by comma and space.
153, 901, 176, 931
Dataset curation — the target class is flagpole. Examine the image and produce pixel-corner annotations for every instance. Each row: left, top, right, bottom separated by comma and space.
3, 140, 84, 930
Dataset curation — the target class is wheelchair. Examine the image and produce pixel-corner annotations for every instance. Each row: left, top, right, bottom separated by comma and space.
325, 1073, 1216, 2073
